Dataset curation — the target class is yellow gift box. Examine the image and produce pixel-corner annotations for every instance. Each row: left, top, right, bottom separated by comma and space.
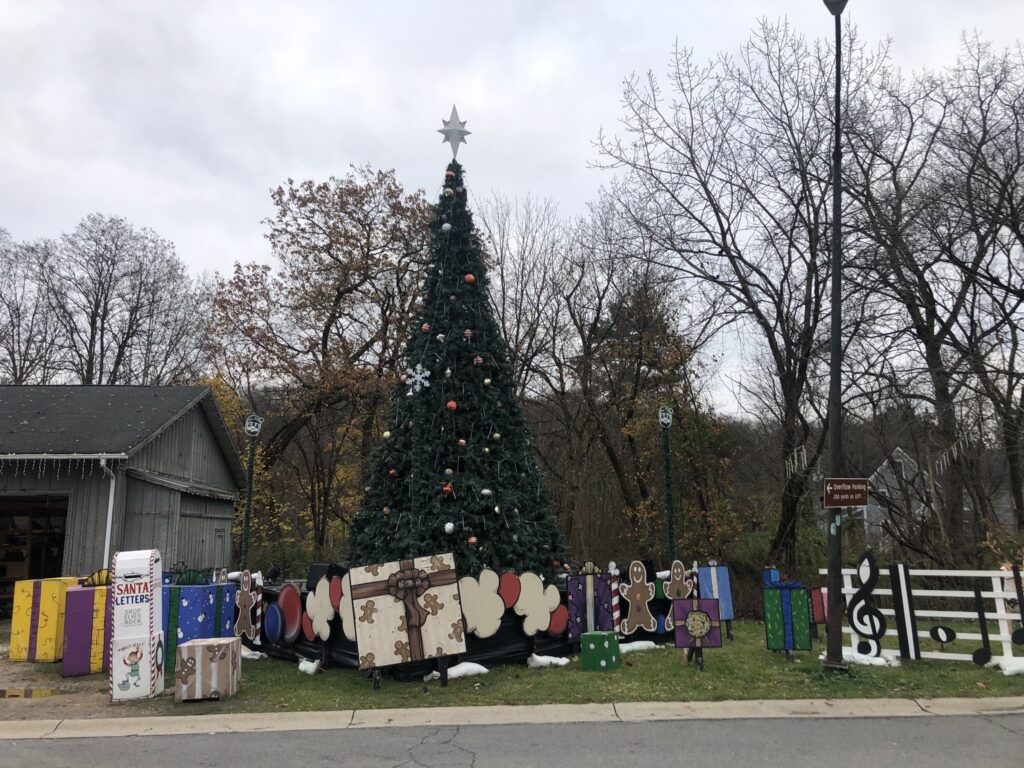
9, 577, 81, 662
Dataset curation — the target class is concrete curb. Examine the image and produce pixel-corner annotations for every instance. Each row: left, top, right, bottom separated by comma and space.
0, 696, 1019, 741
1, 696, 1022, 740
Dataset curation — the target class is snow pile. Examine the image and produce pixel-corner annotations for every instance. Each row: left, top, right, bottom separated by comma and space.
527, 653, 570, 669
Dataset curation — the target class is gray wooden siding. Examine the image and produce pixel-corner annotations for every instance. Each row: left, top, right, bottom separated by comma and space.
122, 477, 180, 565
177, 494, 233, 570
132, 406, 236, 491
0, 460, 125, 575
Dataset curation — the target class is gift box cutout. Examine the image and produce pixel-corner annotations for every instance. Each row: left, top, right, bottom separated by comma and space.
349, 553, 465, 669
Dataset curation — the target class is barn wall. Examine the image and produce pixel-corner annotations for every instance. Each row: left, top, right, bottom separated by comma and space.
177, 494, 234, 571
122, 477, 181, 565
0, 459, 122, 575
132, 405, 237, 491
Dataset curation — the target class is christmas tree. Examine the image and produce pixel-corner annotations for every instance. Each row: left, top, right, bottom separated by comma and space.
347, 110, 567, 578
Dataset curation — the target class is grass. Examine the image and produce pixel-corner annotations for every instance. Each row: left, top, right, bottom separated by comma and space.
18, 619, 1023, 716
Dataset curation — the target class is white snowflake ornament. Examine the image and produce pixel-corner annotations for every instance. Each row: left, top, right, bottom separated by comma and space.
406, 363, 432, 395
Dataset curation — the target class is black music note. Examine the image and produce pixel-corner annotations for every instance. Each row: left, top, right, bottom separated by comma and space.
929, 625, 957, 646
972, 586, 992, 667
846, 551, 887, 656
1011, 565, 1024, 646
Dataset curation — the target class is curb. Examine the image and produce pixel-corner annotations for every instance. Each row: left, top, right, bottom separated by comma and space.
1, 696, 1022, 739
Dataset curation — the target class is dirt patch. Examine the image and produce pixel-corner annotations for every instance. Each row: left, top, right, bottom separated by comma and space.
0, 620, 177, 721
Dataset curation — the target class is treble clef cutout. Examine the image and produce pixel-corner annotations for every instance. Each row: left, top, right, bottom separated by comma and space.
971, 586, 992, 667
846, 551, 886, 656
1011, 565, 1024, 646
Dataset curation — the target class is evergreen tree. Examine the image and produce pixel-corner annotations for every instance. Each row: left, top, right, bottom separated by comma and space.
347, 161, 568, 577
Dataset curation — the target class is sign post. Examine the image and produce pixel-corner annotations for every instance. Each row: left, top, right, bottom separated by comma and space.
659, 406, 676, 562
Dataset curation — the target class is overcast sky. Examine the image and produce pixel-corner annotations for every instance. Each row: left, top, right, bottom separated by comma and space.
3, 0, 1022, 276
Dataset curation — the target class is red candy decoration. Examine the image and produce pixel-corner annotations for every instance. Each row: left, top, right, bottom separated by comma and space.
388, 468, 398, 478
464, 273, 476, 285
547, 604, 570, 637
498, 571, 521, 609
457, 438, 467, 447
442, 482, 454, 496
329, 575, 343, 611
446, 400, 458, 411
445, 170, 455, 181
421, 322, 431, 333
467, 535, 479, 545
473, 355, 484, 365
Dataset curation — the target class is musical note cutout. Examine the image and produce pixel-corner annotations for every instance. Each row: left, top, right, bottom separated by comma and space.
888, 563, 920, 660
1011, 565, 1024, 647
846, 551, 886, 656
971, 586, 992, 667
929, 625, 956, 645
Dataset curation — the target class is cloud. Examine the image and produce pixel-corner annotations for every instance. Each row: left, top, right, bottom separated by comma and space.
514, 571, 560, 636
458, 569, 506, 640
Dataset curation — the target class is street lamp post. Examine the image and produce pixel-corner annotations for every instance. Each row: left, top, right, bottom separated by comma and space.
659, 406, 677, 563
240, 413, 264, 571
823, 0, 849, 671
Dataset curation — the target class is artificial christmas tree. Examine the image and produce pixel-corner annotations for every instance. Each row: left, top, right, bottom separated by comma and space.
347, 114, 567, 578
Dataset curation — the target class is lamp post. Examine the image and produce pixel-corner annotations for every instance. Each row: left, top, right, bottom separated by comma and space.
240, 413, 264, 571
823, 0, 849, 671
659, 406, 677, 562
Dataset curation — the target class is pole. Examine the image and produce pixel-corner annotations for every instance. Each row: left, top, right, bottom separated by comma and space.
824, 8, 848, 670
660, 409, 677, 563
240, 431, 257, 570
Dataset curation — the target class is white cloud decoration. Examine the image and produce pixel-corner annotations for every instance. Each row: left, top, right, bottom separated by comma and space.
458, 569, 505, 639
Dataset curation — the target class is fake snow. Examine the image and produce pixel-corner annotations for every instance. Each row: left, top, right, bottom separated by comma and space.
527, 653, 570, 669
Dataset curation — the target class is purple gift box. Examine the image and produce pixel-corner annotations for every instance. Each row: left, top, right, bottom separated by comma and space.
61, 585, 113, 676
567, 569, 614, 643
673, 597, 722, 649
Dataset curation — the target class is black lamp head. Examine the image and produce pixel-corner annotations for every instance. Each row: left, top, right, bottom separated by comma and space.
823, 0, 848, 15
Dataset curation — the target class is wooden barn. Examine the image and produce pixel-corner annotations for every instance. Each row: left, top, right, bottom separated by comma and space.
0, 386, 244, 611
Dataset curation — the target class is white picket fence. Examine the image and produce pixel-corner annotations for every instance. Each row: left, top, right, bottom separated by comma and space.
819, 567, 1023, 663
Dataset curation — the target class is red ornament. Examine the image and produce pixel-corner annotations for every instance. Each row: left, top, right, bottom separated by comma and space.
388, 468, 398, 478
445, 170, 455, 181
446, 400, 458, 411
421, 322, 431, 333
473, 355, 484, 365
498, 572, 521, 609
467, 535, 479, 545
442, 482, 454, 496
464, 273, 476, 285
463, 328, 473, 339
457, 438, 467, 447
552, 560, 561, 569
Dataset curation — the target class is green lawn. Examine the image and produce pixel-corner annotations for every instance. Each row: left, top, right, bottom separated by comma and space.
23, 619, 1022, 716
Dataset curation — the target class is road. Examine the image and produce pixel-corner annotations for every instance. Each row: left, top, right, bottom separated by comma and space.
4, 714, 1024, 768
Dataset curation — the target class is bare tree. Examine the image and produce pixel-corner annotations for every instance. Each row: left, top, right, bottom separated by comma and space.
595, 21, 883, 569
0, 230, 60, 384
35, 213, 206, 385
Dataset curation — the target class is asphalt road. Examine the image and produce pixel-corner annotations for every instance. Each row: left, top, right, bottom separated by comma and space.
5, 715, 1024, 768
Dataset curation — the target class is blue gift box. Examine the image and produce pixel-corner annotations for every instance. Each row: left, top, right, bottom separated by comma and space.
161, 583, 237, 674
698, 565, 735, 621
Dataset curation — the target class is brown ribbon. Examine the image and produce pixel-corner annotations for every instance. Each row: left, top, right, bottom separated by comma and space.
387, 568, 430, 628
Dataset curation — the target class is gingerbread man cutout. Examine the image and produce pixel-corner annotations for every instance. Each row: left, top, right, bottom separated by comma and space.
234, 570, 257, 640
664, 559, 694, 600
619, 560, 656, 634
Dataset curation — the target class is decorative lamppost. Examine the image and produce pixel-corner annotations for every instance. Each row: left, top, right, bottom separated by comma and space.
240, 413, 264, 571
659, 405, 677, 562
823, 0, 849, 671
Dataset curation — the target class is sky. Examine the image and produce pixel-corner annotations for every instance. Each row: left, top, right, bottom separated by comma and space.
2, 1, 1022, 410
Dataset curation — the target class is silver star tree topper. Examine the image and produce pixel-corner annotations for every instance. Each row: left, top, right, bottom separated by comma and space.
438, 105, 470, 159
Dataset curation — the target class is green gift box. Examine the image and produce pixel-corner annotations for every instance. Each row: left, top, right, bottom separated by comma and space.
581, 631, 621, 671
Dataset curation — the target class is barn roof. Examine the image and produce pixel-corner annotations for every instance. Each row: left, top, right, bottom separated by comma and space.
0, 385, 245, 487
